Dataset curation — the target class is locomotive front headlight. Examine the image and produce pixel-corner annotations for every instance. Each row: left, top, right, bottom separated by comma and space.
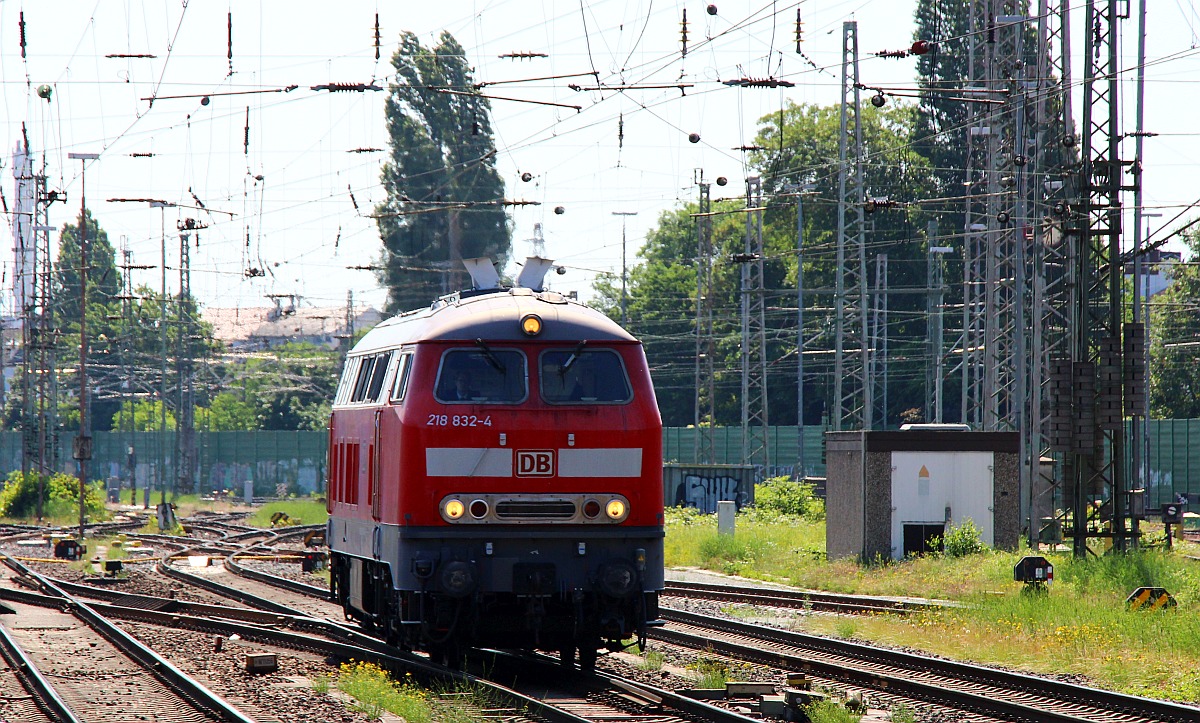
443, 498, 465, 521
605, 498, 627, 521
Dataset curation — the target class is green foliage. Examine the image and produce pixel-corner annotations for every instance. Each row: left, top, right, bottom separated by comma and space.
336, 661, 431, 722
195, 392, 257, 431
805, 699, 862, 723
113, 399, 177, 431
754, 476, 825, 520
934, 519, 986, 558
637, 649, 665, 672
592, 99, 939, 426
889, 703, 917, 723
688, 652, 735, 689
1149, 226, 1200, 417
375, 30, 510, 313
311, 673, 332, 694
245, 499, 329, 528
230, 342, 339, 431
0, 470, 107, 522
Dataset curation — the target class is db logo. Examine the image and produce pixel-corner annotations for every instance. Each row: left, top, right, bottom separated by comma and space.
516, 450, 554, 477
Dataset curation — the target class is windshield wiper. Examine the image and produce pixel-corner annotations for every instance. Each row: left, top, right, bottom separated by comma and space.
475, 338, 505, 373
560, 340, 588, 376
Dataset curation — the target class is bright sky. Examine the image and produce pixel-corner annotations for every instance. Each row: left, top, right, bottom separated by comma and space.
2, 1, 1198, 316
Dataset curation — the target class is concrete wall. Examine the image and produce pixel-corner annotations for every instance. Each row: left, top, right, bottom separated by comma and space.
825, 432, 866, 561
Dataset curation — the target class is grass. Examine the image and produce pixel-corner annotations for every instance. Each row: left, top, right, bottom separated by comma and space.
244, 498, 328, 528
664, 510, 1200, 704
637, 649, 665, 671
324, 661, 509, 721
335, 661, 432, 722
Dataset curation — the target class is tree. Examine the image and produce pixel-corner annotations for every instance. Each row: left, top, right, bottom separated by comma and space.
196, 392, 257, 431
54, 210, 121, 322
1149, 228, 1200, 418
598, 101, 937, 428
375, 31, 511, 313
222, 342, 339, 431
112, 399, 177, 431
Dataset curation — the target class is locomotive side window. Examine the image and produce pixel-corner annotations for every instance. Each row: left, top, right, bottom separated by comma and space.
350, 356, 376, 402
346, 351, 393, 404
435, 348, 527, 404
364, 351, 393, 401
540, 348, 632, 404
334, 358, 360, 406
390, 353, 413, 403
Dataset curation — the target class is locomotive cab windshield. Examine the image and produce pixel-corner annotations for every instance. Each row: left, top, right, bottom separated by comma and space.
435, 348, 527, 403
540, 348, 632, 403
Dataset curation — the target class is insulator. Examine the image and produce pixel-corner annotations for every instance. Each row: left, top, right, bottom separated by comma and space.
870, 93, 886, 108
997, 211, 1011, 224
554, 206, 565, 215
520, 172, 533, 182
1061, 134, 1077, 148
688, 132, 701, 143
1000, 176, 1015, 189
716, 176, 728, 186
1012, 154, 1027, 167
707, 4, 717, 15
680, 9, 688, 57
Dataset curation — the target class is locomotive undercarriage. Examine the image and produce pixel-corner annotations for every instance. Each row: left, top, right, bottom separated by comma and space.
330, 542, 661, 670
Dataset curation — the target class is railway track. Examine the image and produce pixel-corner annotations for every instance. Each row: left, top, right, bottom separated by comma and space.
3, 557, 704, 723
654, 605, 1200, 723
0, 553, 255, 723
662, 578, 942, 616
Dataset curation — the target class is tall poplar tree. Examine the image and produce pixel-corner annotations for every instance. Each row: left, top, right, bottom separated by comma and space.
375, 31, 510, 312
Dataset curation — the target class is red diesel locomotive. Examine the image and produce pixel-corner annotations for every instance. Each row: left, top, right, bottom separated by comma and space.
326, 258, 664, 668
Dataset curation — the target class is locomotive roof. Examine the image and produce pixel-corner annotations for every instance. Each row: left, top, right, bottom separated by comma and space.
350, 288, 635, 355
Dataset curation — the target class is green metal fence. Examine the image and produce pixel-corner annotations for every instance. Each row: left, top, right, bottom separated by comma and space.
1144, 419, 1200, 510
661, 426, 827, 478
3, 421, 1197, 504
0, 431, 327, 498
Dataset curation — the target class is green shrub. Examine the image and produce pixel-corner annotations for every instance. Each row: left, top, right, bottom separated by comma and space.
754, 476, 825, 520
936, 519, 986, 558
0, 470, 107, 523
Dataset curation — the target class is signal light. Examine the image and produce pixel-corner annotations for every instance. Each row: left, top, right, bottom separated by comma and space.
520, 314, 543, 336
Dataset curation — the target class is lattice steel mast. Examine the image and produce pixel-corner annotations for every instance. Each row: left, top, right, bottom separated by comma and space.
693, 173, 715, 463
740, 176, 770, 466
834, 20, 871, 431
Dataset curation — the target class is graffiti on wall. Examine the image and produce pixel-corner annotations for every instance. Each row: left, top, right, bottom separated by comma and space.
670, 474, 750, 513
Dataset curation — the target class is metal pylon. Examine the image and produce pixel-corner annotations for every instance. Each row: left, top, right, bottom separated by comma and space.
834, 20, 870, 431
694, 175, 715, 463
740, 176, 769, 467
1028, 0, 1076, 548
1066, 0, 1128, 556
